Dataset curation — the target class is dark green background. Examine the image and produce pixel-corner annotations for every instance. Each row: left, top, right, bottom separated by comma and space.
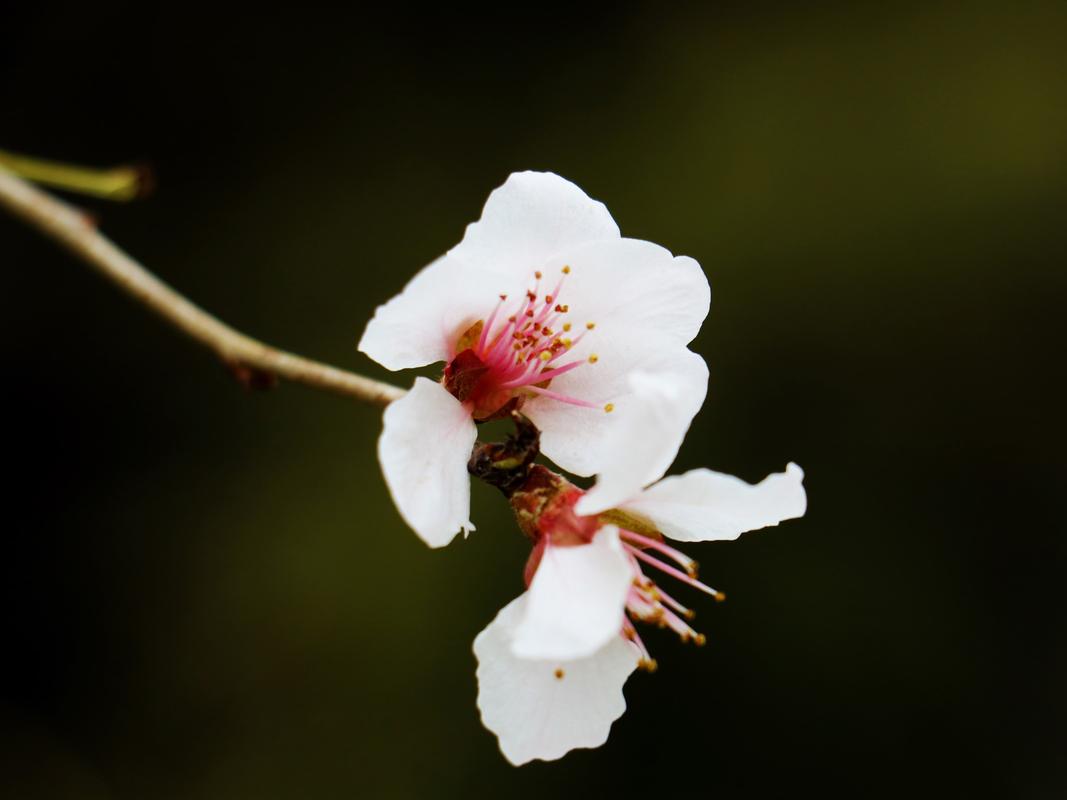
3, 3, 1064, 798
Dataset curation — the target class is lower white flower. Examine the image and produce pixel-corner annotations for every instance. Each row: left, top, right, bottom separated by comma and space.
474, 592, 639, 767
472, 371, 807, 765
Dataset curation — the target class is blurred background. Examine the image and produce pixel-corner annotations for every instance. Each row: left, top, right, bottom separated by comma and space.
2, 2, 1065, 798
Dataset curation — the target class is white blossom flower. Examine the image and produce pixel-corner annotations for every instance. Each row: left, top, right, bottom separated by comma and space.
473, 372, 807, 765
358, 171, 709, 547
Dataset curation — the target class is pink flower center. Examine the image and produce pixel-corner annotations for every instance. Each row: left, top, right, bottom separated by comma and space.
443, 267, 612, 420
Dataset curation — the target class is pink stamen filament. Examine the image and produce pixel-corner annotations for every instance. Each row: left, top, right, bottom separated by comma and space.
626, 587, 660, 620
624, 543, 720, 598
622, 617, 653, 663
478, 295, 507, 352
484, 291, 536, 362
499, 358, 584, 389
618, 529, 698, 574
615, 528, 721, 662
658, 606, 699, 640
650, 584, 694, 619
524, 384, 601, 408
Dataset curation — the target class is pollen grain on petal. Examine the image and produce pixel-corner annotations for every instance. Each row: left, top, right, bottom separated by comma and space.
561, 265, 571, 274
604, 403, 615, 413
588, 354, 599, 364
554, 668, 565, 680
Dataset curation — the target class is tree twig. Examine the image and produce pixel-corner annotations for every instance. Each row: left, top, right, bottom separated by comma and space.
0, 167, 405, 407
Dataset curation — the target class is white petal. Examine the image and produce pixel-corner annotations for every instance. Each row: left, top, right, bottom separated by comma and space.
566, 353, 709, 511
547, 237, 710, 346
528, 344, 708, 478
510, 527, 634, 661
474, 594, 639, 766
358, 255, 510, 371
619, 463, 807, 542
449, 171, 620, 280
377, 378, 477, 547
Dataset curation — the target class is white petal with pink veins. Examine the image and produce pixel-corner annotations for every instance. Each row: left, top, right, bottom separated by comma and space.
475, 594, 639, 766
511, 526, 634, 661
620, 463, 807, 542
377, 378, 478, 548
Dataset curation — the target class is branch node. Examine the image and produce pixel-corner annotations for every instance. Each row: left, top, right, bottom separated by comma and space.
224, 359, 280, 392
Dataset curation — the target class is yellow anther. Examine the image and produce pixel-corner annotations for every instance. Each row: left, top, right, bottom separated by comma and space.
694, 633, 707, 647
684, 609, 696, 620
562, 337, 572, 347
562, 323, 572, 332
586, 322, 596, 330
639, 658, 658, 673
535, 270, 543, 279
714, 591, 727, 603
539, 351, 551, 361
554, 668, 565, 680
562, 265, 571, 274
604, 403, 615, 413
588, 354, 599, 364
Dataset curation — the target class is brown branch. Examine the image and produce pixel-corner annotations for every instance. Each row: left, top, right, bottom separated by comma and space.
0, 167, 405, 407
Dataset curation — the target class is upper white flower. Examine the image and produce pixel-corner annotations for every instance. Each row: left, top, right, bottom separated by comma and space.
359, 171, 710, 547
473, 373, 807, 765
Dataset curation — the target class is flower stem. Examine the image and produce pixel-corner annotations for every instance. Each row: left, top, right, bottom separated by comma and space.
0, 165, 405, 407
